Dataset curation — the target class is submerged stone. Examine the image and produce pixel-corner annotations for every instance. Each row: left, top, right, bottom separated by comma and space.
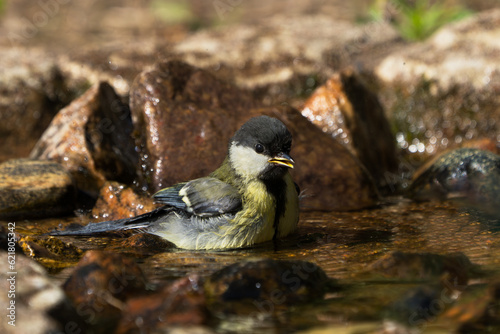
441, 279, 500, 332
63, 251, 148, 331
204, 259, 331, 312
0, 159, 76, 219
116, 275, 207, 334
407, 148, 500, 216
17, 235, 83, 270
368, 251, 471, 285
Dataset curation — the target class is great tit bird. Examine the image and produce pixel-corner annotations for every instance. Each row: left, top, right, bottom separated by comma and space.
49, 116, 299, 250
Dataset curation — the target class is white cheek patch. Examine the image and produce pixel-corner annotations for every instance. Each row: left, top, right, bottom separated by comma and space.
229, 144, 269, 179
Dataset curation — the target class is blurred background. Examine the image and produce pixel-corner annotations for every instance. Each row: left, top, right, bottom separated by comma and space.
1, 0, 498, 51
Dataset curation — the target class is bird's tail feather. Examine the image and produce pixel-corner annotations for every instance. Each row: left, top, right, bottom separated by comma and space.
47, 206, 172, 237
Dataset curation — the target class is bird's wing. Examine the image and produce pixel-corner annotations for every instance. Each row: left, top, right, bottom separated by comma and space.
153, 177, 242, 217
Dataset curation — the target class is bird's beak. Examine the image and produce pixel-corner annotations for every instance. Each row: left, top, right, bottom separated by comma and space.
268, 153, 295, 169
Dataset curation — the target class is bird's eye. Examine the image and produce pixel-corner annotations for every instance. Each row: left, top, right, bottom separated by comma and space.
255, 143, 265, 153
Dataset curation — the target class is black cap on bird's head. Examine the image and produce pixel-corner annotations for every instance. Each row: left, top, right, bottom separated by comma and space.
229, 116, 294, 180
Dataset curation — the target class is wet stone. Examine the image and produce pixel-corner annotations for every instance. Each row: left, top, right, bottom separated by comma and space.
129, 60, 262, 192
204, 259, 331, 315
0, 250, 81, 334
91, 181, 158, 221
441, 279, 500, 332
374, 10, 500, 162
63, 251, 148, 331
407, 148, 500, 217
0, 159, 76, 219
30, 82, 138, 196
116, 275, 207, 334
301, 69, 398, 191
272, 105, 380, 210
388, 284, 445, 326
368, 251, 472, 286
17, 235, 83, 271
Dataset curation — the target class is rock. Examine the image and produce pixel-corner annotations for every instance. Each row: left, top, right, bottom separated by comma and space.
129, 60, 262, 191
63, 251, 148, 331
204, 259, 330, 315
116, 275, 208, 334
301, 69, 398, 190
130, 60, 378, 210
173, 15, 401, 106
270, 105, 379, 210
441, 279, 500, 332
30, 82, 138, 196
0, 48, 83, 163
0, 159, 76, 219
387, 273, 470, 328
368, 251, 471, 286
374, 9, 500, 163
462, 138, 500, 155
388, 284, 444, 326
17, 236, 83, 270
407, 148, 500, 216
91, 181, 158, 221
0, 250, 82, 334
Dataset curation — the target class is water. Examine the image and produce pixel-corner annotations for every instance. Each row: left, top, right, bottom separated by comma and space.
13, 199, 500, 333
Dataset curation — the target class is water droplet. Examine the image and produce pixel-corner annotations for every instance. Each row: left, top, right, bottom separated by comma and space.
306, 77, 315, 87
417, 143, 425, 152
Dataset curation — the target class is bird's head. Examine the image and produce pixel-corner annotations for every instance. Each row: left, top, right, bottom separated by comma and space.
228, 116, 294, 181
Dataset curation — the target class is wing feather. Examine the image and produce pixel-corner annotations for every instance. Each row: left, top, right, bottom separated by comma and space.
153, 177, 242, 217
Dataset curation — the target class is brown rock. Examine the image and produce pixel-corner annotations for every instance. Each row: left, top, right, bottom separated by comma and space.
116, 275, 207, 334
63, 251, 148, 330
0, 48, 82, 163
130, 60, 261, 191
267, 106, 379, 210
205, 259, 330, 305
368, 251, 471, 286
407, 148, 500, 217
461, 138, 500, 155
442, 279, 500, 331
131, 60, 378, 210
91, 181, 158, 221
204, 259, 333, 318
0, 250, 82, 334
17, 235, 83, 269
0, 159, 76, 219
374, 10, 500, 163
30, 82, 138, 196
301, 69, 398, 190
